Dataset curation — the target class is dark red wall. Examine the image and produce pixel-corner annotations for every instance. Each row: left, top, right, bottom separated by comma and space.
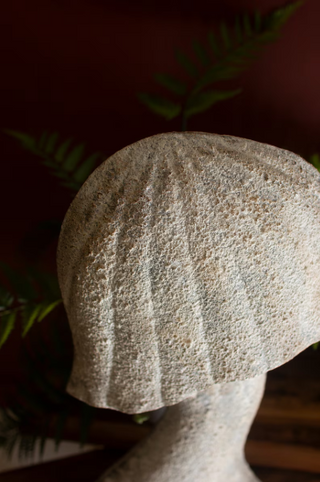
0, 0, 320, 380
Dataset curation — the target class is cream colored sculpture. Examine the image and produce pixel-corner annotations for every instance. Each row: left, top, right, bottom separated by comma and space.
57, 132, 320, 481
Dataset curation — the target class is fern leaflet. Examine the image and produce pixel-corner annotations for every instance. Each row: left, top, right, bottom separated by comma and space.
139, 1, 302, 128
4, 130, 104, 192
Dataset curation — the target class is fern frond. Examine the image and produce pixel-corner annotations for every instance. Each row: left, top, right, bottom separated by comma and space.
22, 305, 42, 337
0, 263, 62, 347
22, 347, 67, 406
45, 132, 59, 154
254, 11, 262, 32
154, 73, 187, 96
174, 49, 198, 78
138, 93, 181, 120
63, 144, 85, 172
185, 88, 241, 119
193, 1, 302, 94
220, 22, 232, 51
0, 262, 37, 303
0, 286, 14, 311
37, 300, 62, 322
192, 40, 210, 67
132, 412, 150, 424
265, 0, 303, 30
139, 1, 302, 127
0, 311, 17, 348
4, 130, 104, 192
207, 31, 222, 59
310, 153, 320, 172
242, 13, 252, 37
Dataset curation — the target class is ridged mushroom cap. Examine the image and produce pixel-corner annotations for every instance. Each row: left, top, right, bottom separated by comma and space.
57, 132, 320, 414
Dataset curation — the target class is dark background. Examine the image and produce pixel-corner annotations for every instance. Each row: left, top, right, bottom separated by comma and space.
0, 0, 319, 389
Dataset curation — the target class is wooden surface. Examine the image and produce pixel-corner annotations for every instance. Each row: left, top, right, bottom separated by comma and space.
254, 467, 320, 482
246, 441, 320, 474
0, 449, 124, 482
0, 449, 320, 482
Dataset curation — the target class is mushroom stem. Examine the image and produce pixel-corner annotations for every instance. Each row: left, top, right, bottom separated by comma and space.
98, 374, 266, 482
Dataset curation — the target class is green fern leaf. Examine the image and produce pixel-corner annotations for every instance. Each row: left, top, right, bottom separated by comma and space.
310, 153, 320, 171
55, 138, 73, 163
45, 132, 59, 154
73, 152, 102, 183
0, 311, 17, 348
194, 63, 241, 89
5, 129, 99, 192
154, 73, 187, 95
207, 31, 221, 58
42, 159, 58, 169
62, 143, 85, 172
133, 412, 150, 424
22, 345, 66, 404
3, 130, 37, 152
143, 1, 301, 129
26, 268, 61, 301
192, 40, 210, 66
22, 304, 42, 337
18, 385, 49, 414
38, 131, 48, 150
61, 180, 83, 190
266, 0, 303, 30
138, 93, 181, 120
254, 11, 262, 32
243, 13, 252, 37
185, 88, 241, 118
37, 299, 62, 322
52, 171, 70, 180
0, 286, 14, 310
234, 17, 243, 44
220, 22, 232, 50
174, 49, 198, 78
193, 2, 301, 94
0, 262, 37, 303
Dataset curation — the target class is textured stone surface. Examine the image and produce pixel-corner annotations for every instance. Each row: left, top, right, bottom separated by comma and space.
57, 132, 320, 413
97, 375, 266, 482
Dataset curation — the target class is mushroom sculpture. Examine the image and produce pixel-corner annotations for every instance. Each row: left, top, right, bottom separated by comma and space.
57, 132, 320, 482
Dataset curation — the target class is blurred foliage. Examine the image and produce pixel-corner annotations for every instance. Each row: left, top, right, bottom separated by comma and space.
0, 262, 62, 347
132, 412, 151, 425
0, 317, 96, 458
139, 1, 302, 129
4, 130, 105, 192
310, 153, 320, 172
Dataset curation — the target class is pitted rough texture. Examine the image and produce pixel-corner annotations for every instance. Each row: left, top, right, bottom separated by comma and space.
97, 375, 266, 482
57, 132, 320, 413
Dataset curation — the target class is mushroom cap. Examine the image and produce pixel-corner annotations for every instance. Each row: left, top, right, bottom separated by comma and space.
57, 132, 320, 414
